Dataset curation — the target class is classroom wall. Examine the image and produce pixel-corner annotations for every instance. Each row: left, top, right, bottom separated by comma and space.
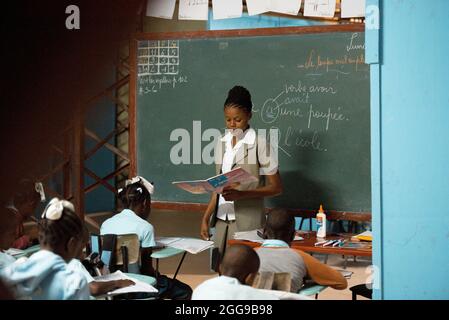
370, 0, 449, 299
84, 91, 116, 213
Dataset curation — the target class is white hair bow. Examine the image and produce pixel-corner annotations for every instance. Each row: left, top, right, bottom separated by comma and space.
41, 197, 75, 221
35, 182, 46, 202
125, 176, 154, 195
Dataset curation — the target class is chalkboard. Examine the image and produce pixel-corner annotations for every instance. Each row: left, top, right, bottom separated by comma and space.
133, 28, 371, 212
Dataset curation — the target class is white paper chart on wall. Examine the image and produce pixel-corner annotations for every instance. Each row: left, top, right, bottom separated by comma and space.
137, 40, 189, 95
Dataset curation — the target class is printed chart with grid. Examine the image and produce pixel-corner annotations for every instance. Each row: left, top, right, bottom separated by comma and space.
137, 40, 179, 76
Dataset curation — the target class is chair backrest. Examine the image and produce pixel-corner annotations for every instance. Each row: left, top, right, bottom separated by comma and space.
99, 234, 140, 273
114, 234, 140, 266
252, 272, 292, 292
90, 234, 102, 255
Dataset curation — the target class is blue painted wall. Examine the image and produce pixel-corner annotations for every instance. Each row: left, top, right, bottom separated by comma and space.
369, 0, 449, 299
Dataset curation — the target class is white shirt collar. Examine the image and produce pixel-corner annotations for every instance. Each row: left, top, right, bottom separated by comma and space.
218, 275, 242, 285
261, 239, 290, 248
220, 127, 256, 145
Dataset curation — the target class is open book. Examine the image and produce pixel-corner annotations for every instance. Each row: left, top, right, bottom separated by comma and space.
94, 271, 158, 295
172, 167, 258, 194
155, 237, 214, 254
233, 229, 304, 243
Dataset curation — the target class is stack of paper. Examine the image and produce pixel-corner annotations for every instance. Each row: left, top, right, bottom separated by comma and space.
233, 230, 304, 243
94, 271, 158, 295
155, 237, 214, 254
5, 248, 25, 257
155, 237, 180, 247
234, 230, 265, 243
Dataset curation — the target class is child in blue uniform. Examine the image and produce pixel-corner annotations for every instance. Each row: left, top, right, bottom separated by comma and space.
0, 208, 19, 271
101, 176, 192, 300
1, 198, 90, 300
68, 226, 135, 297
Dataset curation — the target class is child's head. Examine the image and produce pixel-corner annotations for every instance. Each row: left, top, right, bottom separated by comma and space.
0, 208, 19, 250
263, 209, 296, 243
118, 176, 153, 219
38, 198, 84, 262
12, 179, 45, 219
223, 86, 252, 133
74, 224, 89, 260
220, 244, 260, 285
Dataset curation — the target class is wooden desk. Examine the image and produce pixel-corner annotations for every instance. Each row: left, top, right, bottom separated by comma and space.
229, 231, 372, 257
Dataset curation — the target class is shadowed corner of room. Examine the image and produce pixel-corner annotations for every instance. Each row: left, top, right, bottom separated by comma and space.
0, 0, 145, 203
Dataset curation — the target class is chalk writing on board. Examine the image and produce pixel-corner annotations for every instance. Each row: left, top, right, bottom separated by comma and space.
307, 105, 348, 132
346, 33, 365, 52
254, 78, 352, 154
269, 126, 326, 155
138, 75, 188, 95
256, 81, 338, 124
187, 0, 208, 5
298, 50, 367, 73
138, 40, 179, 76
138, 40, 191, 94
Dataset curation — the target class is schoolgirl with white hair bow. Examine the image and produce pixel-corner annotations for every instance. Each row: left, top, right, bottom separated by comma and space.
101, 176, 193, 300
0, 198, 90, 300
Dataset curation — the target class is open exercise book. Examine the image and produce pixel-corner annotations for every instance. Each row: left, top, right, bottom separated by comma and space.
233, 229, 304, 243
94, 271, 157, 295
155, 237, 214, 254
172, 167, 258, 194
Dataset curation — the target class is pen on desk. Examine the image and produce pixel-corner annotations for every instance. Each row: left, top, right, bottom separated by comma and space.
323, 240, 336, 247
332, 239, 343, 247
314, 240, 327, 246
338, 240, 346, 247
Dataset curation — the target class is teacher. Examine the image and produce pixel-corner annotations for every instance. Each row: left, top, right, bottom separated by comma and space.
200, 85, 283, 270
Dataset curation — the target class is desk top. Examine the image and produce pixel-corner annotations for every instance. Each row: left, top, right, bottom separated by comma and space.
229, 231, 372, 257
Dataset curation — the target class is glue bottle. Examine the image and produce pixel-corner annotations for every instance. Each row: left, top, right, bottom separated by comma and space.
316, 204, 327, 239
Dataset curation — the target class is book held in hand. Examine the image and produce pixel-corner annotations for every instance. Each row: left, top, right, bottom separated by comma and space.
172, 167, 258, 194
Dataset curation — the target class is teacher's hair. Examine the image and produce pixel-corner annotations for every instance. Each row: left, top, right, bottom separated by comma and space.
224, 85, 252, 113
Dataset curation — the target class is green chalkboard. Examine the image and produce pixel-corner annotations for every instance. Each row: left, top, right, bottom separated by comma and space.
135, 29, 371, 212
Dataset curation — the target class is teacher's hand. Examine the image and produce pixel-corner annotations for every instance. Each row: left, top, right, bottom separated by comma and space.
222, 187, 245, 201
200, 219, 211, 240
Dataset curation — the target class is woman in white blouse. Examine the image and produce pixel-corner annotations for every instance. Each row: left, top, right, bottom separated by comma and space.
200, 85, 283, 271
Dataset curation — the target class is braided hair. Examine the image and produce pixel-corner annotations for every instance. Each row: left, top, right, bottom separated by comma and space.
118, 181, 151, 211
224, 85, 253, 114
38, 203, 83, 250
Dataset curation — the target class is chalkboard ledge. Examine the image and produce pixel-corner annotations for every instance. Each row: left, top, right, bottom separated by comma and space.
152, 201, 371, 222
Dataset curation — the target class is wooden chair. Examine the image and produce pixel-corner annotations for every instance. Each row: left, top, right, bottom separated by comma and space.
99, 233, 158, 300
252, 271, 292, 292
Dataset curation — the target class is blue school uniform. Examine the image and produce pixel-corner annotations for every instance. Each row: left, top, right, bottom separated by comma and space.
100, 209, 156, 248
0, 250, 89, 300
67, 259, 95, 283
0, 251, 16, 271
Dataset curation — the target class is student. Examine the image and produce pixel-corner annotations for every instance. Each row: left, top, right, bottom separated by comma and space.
0, 198, 90, 300
200, 85, 283, 268
256, 209, 347, 293
101, 176, 192, 300
0, 278, 15, 300
6, 179, 45, 249
0, 208, 20, 271
192, 244, 279, 300
68, 225, 135, 297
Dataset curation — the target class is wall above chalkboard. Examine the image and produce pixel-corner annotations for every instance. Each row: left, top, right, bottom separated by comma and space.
129, 25, 371, 214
